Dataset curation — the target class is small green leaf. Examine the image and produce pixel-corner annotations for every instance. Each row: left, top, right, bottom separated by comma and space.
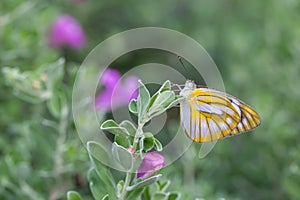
112, 142, 133, 170
87, 142, 116, 199
143, 186, 151, 200
148, 80, 172, 112
102, 194, 109, 200
156, 80, 172, 94
157, 180, 170, 192
168, 192, 181, 200
154, 138, 163, 152
88, 168, 110, 200
115, 133, 130, 148
154, 91, 175, 106
137, 133, 155, 154
120, 120, 136, 136
129, 99, 138, 115
148, 91, 182, 119
143, 132, 155, 152
101, 119, 130, 136
127, 174, 162, 191
67, 191, 83, 200
117, 180, 124, 198
148, 92, 159, 110
127, 188, 144, 200
152, 192, 167, 200
87, 141, 110, 165
164, 96, 184, 110
47, 90, 67, 118
137, 80, 150, 123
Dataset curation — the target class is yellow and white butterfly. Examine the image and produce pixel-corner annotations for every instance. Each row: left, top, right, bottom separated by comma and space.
179, 80, 261, 143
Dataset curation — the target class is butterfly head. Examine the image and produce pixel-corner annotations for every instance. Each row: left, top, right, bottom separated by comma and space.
179, 80, 197, 98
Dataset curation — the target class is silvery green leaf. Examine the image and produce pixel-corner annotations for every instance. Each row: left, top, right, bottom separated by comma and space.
67, 191, 83, 200
102, 195, 109, 200
115, 133, 130, 148
142, 132, 155, 152
154, 91, 175, 107
152, 192, 167, 200
129, 99, 138, 115
101, 119, 130, 136
148, 91, 183, 119
88, 168, 111, 200
156, 80, 172, 93
87, 141, 110, 166
157, 180, 171, 192
164, 96, 184, 110
126, 188, 144, 200
148, 80, 172, 110
137, 80, 150, 124
117, 180, 124, 198
154, 138, 163, 152
167, 192, 181, 200
86, 141, 116, 197
120, 120, 136, 136
127, 174, 162, 191
112, 142, 133, 171
47, 90, 67, 118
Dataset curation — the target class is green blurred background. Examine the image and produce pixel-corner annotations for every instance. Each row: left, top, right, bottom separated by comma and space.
1, 0, 300, 199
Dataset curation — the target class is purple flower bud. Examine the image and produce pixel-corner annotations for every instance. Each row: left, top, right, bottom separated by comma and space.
48, 15, 85, 49
95, 69, 138, 111
137, 152, 165, 179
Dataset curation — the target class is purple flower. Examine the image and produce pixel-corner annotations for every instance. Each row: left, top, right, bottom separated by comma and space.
95, 69, 138, 111
48, 15, 85, 49
137, 152, 165, 179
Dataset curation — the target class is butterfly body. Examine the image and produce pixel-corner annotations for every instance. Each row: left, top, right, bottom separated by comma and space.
180, 80, 261, 143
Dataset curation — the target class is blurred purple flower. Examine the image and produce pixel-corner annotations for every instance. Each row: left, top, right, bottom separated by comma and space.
137, 152, 165, 179
95, 68, 138, 111
48, 15, 85, 49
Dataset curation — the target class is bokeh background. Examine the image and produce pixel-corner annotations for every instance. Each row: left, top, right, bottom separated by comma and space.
1, 0, 300, 199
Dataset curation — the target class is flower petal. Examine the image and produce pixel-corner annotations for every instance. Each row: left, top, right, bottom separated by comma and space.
137, 152, 165, 179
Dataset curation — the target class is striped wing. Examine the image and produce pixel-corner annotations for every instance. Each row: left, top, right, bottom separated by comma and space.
180, 87, 261, 142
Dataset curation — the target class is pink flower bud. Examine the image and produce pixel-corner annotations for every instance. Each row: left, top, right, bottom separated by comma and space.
127, 148, 135, 155
137, 152, 165, 179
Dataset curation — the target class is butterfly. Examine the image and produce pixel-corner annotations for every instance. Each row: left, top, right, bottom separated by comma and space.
179, 80, 261, 143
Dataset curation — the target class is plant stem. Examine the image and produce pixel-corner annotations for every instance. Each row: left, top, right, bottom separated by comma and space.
118, 122, 144, 200
50, 106, 69, 200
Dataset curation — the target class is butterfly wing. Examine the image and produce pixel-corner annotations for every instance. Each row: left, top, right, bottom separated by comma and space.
180, 87, 261, 142
203, 88, 261, 135
225, 96, 261, 135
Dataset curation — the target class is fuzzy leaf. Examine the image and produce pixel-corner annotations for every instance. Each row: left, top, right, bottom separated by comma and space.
101, 119, 130, 136
67, 191, 83, 200
126, 188, 144, 200
137, 80, 150, 123
117, 180, 124, 198
127, 174, 162, 191
88, 168, 110, 200
87, 142, 116, 199
129, 99, 138, 115
168, 192, 181, 200
120, 120, 136, 136
112, 142, 133, 170
115, 133, 130, 148
154, 138, 163, 152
